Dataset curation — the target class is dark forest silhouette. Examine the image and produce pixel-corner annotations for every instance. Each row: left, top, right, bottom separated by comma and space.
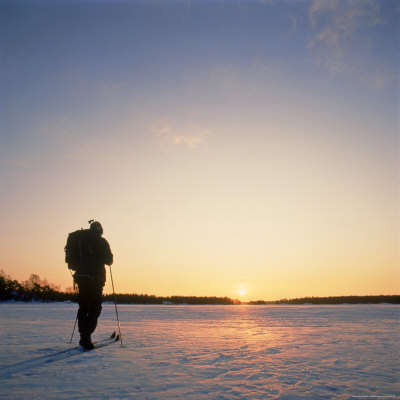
1, 271, 399, 304
0, 271, 235, 304
273, 295, 400, 304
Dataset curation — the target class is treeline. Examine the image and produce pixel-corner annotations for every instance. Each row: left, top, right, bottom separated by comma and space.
103, 293, 234, 305
2, 271, 399, 305
274, 295, 400, 304
0, 271, 234, 305
0, 271, 74, 302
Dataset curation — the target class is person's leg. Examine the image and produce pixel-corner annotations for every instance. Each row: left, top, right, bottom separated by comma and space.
76, 277, 95, 349
76, 277, 104, 349
86, 282, 103, 336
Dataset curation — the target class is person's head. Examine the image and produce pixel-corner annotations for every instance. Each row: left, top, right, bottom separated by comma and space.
90, 220, 103, 236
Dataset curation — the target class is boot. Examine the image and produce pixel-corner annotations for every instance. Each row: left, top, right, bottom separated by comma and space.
79, 335, 94, 351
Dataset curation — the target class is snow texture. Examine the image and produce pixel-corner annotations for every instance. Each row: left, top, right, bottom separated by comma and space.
0, 303, 399, 399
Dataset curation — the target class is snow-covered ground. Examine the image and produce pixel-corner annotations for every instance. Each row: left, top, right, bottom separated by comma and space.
0, 303, 399, 399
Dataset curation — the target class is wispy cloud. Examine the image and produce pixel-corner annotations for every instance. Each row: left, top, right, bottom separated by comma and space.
173, 127, 210, 149
150, 120, 210, 149
308, 0, 398, 91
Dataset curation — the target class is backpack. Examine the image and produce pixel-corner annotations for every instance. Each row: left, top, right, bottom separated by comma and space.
64, 229, 97, 273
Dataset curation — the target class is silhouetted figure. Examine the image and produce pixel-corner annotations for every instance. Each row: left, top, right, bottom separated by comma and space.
67, 221, 113, 350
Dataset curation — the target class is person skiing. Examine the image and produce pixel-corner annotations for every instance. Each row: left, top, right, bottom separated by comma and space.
70, 220, 113, 350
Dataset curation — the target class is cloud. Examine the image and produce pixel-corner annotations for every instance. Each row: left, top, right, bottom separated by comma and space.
308, 0, 398, 91
151, 120, 172, 137
151, 120, 210, 149
289, 14, 297, 35
173, 127, 210, 149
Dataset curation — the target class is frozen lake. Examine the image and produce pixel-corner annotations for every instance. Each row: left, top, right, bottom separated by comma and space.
1, 303, 399, 399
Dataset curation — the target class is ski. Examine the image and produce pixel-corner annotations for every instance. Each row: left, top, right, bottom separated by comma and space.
85, 331, 120, 351
0, 331, 119, 378
91, 331, 118, 347
46, 330, 117, 355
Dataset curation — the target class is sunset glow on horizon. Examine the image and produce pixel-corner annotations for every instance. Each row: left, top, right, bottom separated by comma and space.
0, 0, 398, 301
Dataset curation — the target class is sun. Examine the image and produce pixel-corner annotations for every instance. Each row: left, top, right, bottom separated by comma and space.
238, 287, 247, 297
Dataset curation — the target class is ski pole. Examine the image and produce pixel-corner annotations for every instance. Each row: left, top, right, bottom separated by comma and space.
69, 269, 78, 344
70, 312, 78, 344
109, 265, 123, 346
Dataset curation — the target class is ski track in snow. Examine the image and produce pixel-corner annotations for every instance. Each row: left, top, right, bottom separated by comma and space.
0, 303, 399, 399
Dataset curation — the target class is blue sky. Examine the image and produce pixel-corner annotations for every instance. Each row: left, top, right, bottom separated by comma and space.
0, 0, 398, 299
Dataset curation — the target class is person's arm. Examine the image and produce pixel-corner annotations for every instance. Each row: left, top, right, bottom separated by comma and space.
101, 238, 113, 266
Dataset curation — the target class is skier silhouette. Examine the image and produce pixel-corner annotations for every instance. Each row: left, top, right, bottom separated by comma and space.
72, 220, 113, 350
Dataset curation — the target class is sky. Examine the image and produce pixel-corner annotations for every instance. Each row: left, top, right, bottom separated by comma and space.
0, 0, 399, 301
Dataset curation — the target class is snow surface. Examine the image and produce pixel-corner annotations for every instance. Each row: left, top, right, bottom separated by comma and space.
0, 303, 399, 399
